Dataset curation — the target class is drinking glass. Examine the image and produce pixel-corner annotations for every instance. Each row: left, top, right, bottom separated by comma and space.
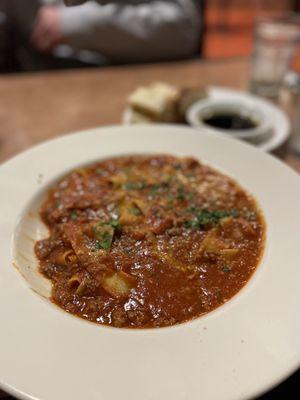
281, 71, 300, 154
249, 15, 300, 99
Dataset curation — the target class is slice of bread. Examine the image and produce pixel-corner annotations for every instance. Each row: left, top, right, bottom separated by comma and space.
128, 82, 180, 122
129, 109, 154, 124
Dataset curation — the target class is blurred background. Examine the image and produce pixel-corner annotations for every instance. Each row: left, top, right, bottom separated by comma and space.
0, 1, 299, 70
1, 1, 300, 148
0, 0, 300, 72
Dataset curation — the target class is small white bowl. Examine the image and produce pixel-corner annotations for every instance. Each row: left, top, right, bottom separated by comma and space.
187, 98, 272, 143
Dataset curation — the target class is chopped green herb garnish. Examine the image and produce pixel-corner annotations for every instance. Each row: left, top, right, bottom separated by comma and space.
92, 229, 114, 250
70, 210, 78, 220
184, 219, 200, 229
129, 206, 142, 216
184, 208, 239, 229
96, 217, 120, 229
92, 217, 120, 251
107, 217, 120, 229
176, 184, 186, 201
149, 183, 162, 197
149, 182, 170, 197
99, 231, 113, 250
95, 167, 104, 175
222, 265, 231, 273
208, 209, 239, 220
122, 181, 147, 190
91, 241, 102, 251
176, 184, 195, 201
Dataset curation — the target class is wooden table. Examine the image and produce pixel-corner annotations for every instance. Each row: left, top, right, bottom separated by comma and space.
0, 58, 248, 161
0, 57, 299, 171
0, 57, 299, 399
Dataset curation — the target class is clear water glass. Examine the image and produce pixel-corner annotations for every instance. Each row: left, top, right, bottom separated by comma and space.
281, 71, 300, 154
249, 15, 300, 99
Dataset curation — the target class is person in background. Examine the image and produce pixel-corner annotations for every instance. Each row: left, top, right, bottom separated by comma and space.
0, 0, 202, 72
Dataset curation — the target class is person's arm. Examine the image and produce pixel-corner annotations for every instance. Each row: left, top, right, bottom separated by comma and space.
59, 0, 201, 62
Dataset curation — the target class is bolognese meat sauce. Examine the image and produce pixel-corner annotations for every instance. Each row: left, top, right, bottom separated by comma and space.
35, 155, 265, 328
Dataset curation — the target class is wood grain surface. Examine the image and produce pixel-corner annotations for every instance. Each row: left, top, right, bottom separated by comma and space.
0, 58, 250, 162
0, 57, 299, 170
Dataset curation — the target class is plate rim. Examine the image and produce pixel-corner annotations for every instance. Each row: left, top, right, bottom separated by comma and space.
0, 124, 299, 400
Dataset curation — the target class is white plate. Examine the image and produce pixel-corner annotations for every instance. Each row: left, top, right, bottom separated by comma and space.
0, 125, 299, 400
122, 87, 290, 153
